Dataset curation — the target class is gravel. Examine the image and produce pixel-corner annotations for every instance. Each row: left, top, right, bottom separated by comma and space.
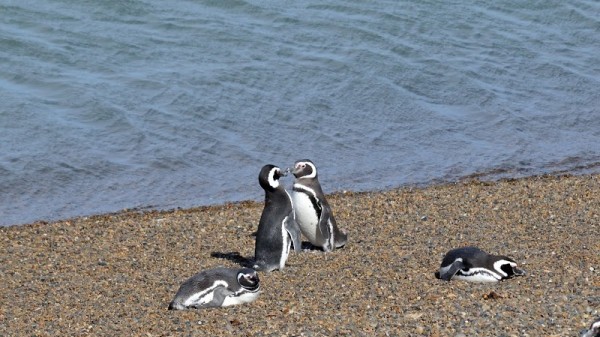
1, 174, 598, 336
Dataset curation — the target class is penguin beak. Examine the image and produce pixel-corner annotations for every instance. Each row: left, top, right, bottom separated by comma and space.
291, 164, 302, 176
513, 267, 526, 276
281, 168, 290, 177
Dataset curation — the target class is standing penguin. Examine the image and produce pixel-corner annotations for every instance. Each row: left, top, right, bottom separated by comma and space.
253, 164, 301, 272
168, 267, 260, 310
290, 159, 347, 252
435, 246, 525, 282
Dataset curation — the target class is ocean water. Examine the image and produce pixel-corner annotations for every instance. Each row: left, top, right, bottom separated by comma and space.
1, 0, 599, 226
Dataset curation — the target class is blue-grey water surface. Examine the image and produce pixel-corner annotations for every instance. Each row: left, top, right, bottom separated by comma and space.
1, 0, 599, 226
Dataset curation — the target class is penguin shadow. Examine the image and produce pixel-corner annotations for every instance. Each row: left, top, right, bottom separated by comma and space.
301, 241, 325, 251
210, 251, 254, 268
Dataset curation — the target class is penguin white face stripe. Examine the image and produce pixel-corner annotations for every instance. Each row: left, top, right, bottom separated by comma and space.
268, 168, 280, 189
182, 280, 228, 307
493, 259, 516, 277
296, 161, 317, 179
223, 274, 261, 307
236, 273, 260, 291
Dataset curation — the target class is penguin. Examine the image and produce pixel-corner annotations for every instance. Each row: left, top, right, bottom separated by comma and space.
168, 267, 260, 310
290, 159, 347, 252
253, 164, 301, 272
435, 246, 525, 282
582, 317, 600, 337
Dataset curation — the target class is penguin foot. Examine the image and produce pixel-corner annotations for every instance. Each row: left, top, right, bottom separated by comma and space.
300, 242, 322, 251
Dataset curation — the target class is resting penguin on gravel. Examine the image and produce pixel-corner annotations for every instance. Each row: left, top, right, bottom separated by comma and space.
168, 267, 260, 310
253, 164, 301, 272
290, 159, 347, 252
435, 246, 525, 282
582, 317, 600, 337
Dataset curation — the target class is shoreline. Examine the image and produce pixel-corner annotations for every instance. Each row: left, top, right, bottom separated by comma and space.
6, 170, 600, 229
1, 173, 599, 336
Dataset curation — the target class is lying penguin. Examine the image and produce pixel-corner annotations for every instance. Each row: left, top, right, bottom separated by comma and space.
435, 246, 525, 282
168, 267, 260, 310
582, 317, 600, 337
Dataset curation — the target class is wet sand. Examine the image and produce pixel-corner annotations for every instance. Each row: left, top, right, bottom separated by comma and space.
1, 174, 598, 336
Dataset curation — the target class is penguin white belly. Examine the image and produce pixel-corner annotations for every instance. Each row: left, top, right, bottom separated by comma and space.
291, 191, 320, 244
221, 291, 260, 306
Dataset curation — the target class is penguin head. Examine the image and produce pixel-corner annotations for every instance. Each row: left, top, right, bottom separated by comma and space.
258, 165, 285, 191
493, 257, 526, 279
292, 159, 317, 179
582, 318, 600, 337
237, 268, 260, 291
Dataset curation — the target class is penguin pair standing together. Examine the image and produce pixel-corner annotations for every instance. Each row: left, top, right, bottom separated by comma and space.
253, 159, 348, 272
169, 159, 346, 310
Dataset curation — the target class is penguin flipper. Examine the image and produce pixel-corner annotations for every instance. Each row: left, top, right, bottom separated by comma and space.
318, 216, 334, 252
209, 287, 234, 307
438, 260, 465, 281
284, 214, 302, 252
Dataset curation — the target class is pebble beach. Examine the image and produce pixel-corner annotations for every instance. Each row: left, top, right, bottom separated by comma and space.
1, 174, 598, 336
